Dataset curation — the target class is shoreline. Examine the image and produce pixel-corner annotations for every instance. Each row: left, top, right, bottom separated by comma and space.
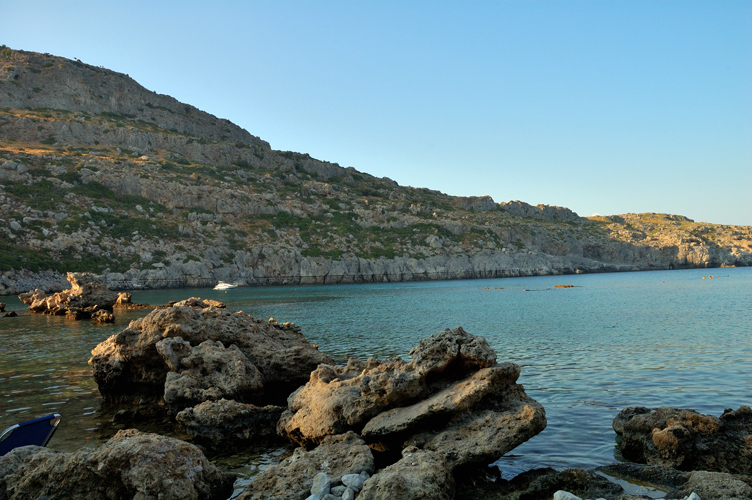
0, 259, 743, 297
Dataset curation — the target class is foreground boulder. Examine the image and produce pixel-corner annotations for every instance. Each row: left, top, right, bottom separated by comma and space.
158, 338, 264, 413
0, 429, 234, 500
18, 272, 118, 320
88, 297, 332, 407
176, 399, 285, 452
359, 447, 455, 500
237, 431, 375, 500
278, 327, 546, 470
614, 405, 752, 473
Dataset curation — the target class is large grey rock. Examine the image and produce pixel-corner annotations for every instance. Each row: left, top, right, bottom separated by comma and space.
89, 298, 332, 405
359, 447, 455, 500
158, 338, 264, 413
279, 327, 545, 471
614, 405, 752, 473
279, 326, 497, 447
0, 429, 234, 500
175, 398, 284, 452
237, 431, 374, 500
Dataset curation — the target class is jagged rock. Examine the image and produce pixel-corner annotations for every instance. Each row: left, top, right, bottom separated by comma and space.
18, 273, 118, 321
176, 399, 284, 452
2, 311, 17, 317
89, 298, 332, 405
279, 327, 545, 471
279, 327, 498, 447
0, 302, 5, 312
159, 339, 265, 413
359, 447, 455, 500
614, 405, 752, 473
174, 297, 226, 308
278, 357, 425, 447
91, 309, 115, 323
237, 431, 374, 500
0, 429, 234, 500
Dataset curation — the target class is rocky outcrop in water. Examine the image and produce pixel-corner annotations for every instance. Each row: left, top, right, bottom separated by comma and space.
88, 297, 332, 407
613, 405, 752, 474
278, 327, 546, 471
237, 431, 374, 500
175, 399, 285, 452
17, 272, 118, 320
0, 429, 234, 500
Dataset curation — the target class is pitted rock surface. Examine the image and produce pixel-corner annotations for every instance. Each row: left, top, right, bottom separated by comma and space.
160, 339, 264, 413
278, 327, 546, 470
88, 298, 332, 406
0, 429, 234, 500
614, 405, 752, 473
359, 447, 455, 500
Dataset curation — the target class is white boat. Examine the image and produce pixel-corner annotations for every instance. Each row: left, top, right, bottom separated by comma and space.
213, 281, 237, 291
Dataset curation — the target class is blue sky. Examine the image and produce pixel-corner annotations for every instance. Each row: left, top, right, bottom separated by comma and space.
2, 1, 751, 224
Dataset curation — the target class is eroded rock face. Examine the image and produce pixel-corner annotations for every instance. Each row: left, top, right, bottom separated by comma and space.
159, 339, 264, 413
359, 447, 455, 500
18, 272, 118, 320
278, 327, 546, 471
0, 429, 234, 500
614, 405, 752, 473
237, 431, 374, 500
176, 399, 285, 452
88, 298, 332, 406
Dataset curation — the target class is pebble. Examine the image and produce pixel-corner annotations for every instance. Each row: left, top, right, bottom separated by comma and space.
342, 487, 356, 500
310, 472, 331, 498
553, 492, 581, 500
331, 485, 347, 496
341, 473, 364, 492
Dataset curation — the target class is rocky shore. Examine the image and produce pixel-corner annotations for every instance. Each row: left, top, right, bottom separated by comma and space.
4, 287, 750, 499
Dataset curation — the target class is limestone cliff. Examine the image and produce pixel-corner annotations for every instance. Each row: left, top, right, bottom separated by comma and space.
1, 46, 750, 295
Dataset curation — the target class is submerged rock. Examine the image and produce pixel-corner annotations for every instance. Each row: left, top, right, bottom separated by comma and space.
0, 429, 234, 500
176, 398, 285, 452
359, 447, 455, 500
88, 297, 332, 406
614, 405, 752, 474
278, 327, 546, 471
237, 431, 374, 500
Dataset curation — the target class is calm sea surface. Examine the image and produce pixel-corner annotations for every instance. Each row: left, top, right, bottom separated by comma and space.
1, 268, 750, 479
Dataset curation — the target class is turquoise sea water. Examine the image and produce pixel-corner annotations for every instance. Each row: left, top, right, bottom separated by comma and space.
1, 268, 750, 479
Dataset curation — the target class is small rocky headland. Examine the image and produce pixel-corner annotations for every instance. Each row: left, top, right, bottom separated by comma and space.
2, 278, 751, 499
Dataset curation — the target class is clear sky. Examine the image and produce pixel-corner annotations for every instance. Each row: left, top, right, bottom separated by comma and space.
2, 1, 751, 224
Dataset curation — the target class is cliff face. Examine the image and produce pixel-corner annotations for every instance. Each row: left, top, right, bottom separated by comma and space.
1, 46, 750, 295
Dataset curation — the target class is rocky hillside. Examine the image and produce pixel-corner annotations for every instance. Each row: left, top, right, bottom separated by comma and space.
1, 46, 751, 295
